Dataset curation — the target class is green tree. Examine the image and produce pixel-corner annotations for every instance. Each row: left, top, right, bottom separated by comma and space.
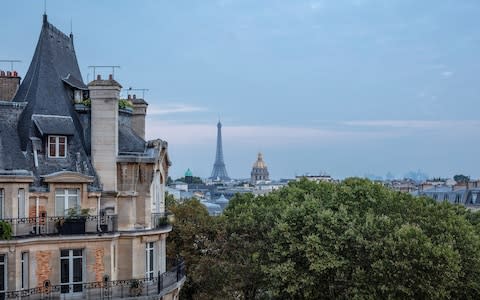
263, 178, 480, 299
167, 197, 228, 299
454, 174, 470, 183
167, 179, 480, 299
174, 176, 204, 184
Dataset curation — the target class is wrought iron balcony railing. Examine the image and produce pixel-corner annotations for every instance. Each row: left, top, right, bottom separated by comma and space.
151, 212, 174, 229
2, 258, 186, 300
0, 215, 118, 239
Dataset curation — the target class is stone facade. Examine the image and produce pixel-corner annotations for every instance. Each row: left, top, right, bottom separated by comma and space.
0, 14, 183, 299
0, 71, 20, 101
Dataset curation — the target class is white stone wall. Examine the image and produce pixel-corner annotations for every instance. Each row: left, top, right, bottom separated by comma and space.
90, 85, 120, 191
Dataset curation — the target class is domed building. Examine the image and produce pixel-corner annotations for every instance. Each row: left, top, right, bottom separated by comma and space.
185, 168, 193, 184
251, 152, 270, 184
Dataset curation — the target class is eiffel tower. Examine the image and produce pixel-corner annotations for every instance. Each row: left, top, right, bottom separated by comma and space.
210, 121, 230, 181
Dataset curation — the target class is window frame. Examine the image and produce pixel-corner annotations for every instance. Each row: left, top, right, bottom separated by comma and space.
0, 254, 6, 294
0, 189, 4, 219
60, 249, 84, 294
18, 188, 26, 218
21, 252, 29, 290
145, 242, 154, 280
55, 189, 80, 216
48, 135, 67, 158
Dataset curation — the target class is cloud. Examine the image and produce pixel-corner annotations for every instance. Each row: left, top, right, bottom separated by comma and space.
343, 120, 480, 130
310, 1, 324, 11
145, 121, 389, 146
147, 104, 207, 115
441, 71, 453, 77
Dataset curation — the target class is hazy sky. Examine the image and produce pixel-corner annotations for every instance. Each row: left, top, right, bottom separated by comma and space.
1, 0, 479, 180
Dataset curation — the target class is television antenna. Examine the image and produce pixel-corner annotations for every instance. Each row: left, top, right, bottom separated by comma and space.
125, 87, 150, 99
88, 65, 121, 79
0, 60, 22, 71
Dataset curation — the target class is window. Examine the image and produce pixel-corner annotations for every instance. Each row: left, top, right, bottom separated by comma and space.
0, 254, 6, 296
60, 249, 83, 294
18, 188, 26, 218
21, 252, 28, 290
48, 136, 67, 158
0, 189, 3, 219
55, 189, 79, 216
443, 194, 449, 201
455, 194, 461, 204
146, 242, 154, 280
113, 245, 116, 271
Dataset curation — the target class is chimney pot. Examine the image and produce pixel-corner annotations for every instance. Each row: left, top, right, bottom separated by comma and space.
128, 95, 131, 100
97, 74, 101, 80
13, 71, 18, 77
133, 94, 136, 99
0, 70, 4, 76
109, 74, 113, 80
6, 71, 12, 77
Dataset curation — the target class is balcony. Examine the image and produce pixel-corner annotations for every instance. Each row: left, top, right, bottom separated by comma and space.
2, 258, 186, 299
0, 215, 118, 240
151, 212, 174, 230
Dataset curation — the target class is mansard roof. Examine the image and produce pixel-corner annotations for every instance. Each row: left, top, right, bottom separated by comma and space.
0, 107, 28, 171
13, 14, 86, 150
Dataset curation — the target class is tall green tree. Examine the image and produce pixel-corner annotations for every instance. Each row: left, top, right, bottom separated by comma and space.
167, 179, 480, 299
454, 174, 470, 183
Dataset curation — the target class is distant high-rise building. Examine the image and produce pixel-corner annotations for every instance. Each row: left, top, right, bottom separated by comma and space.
251, 152, 269, 184
210, 121, 230, 181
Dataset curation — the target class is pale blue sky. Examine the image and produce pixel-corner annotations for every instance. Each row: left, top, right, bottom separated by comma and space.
1, 0, 479, 179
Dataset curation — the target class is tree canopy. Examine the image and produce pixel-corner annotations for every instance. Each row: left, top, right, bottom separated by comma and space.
167, 178, 480, 299
454, 174, 470, 183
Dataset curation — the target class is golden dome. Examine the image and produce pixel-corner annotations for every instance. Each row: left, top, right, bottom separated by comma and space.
253, 152, 267, 169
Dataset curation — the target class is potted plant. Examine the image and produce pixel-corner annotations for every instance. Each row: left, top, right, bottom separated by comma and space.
56, 207, 90, 234
0, 220, 12, 240
129, 279, 143, 297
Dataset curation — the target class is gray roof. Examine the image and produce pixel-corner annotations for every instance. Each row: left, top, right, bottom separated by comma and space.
62, 74, 88, 90
119, 126, 145, 153
32, 115, 76, 136
0, 105, 28, 170
3, 15, 98, 187
13, 14, 86, 150
420, 186, 468, 204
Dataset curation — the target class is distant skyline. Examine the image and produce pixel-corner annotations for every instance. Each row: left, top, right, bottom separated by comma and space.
1, 0, 479, 180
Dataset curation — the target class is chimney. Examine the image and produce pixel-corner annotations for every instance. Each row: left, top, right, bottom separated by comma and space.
88, 75, 122, 191
131, 96, 148, 140
0, 70, 21, 101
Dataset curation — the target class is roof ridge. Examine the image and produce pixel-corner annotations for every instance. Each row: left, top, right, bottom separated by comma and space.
45, 21, 72, 42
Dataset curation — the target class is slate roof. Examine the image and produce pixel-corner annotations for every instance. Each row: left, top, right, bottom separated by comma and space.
119, 126, 146, 153
32, 114, 76, 136
4, 15, 98, 187
13, 14, 86, 150
62, 74, 88, 90
0, 105, 28, 171
1, 14, 163, 190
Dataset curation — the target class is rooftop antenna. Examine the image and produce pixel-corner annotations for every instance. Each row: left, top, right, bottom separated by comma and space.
0, 60, 22, 71
70, 18, 73, 35
44, 0, 47, 14
124, 87, 150, 99
88, 65, 121, 79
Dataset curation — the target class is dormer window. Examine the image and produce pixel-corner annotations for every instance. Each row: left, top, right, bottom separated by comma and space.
48, 135, 67, 158
74, 90, 82, 103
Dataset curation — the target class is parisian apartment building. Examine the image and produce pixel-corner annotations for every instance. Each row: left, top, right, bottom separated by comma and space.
0, 14, 184, 299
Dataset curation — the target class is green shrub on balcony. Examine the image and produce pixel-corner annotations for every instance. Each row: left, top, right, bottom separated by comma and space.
0, 220, 12, 240
119, 99, 133, 110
